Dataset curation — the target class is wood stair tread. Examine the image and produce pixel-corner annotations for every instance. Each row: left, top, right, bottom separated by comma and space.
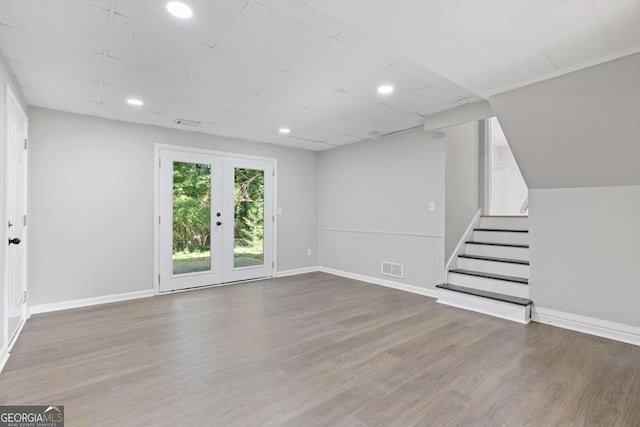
458, 254, 529, 265
474, 228, 528, 233
436, 283, 532, 306
449, 268, 529, 284
465, 241, 529, 248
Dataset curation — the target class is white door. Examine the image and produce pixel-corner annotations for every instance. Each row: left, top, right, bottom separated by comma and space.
159, 150, 223, 292
5, 88, 28, 344
222, 157, 274, 283
158, 148, 274, 292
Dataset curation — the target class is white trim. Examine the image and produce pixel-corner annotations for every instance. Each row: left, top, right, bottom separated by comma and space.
423, 100, 493, 131
320, 228, 444, 238
0, 347, 9, 375
445, 208, 481, 273
153, 143, 278, 294
532, 307, 640, 347
318, 266, 437, 298
30, 290, 154, 315
437, 288, 531, 324
481, 45, 640, 98
276, 266, 320, 277
7, 318, 25, 352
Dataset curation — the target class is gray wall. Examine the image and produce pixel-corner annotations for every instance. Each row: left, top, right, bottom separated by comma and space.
318, 128, 445, 290
0, 53, 28, 352
490, 54, 640, 327
529, 186, 640, 326
444, 121, 480, 260
28, 108, 319, 305
490, 52, 640, 189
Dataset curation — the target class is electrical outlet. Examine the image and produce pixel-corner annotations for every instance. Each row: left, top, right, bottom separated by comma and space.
428, 201, 436, 212
307, 249, 312, 256
277, 207, 283, 215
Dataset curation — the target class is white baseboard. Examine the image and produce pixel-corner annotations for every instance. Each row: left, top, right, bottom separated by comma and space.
437, 288, 531, 324
276, 266, 320, 278
532, 306, 640, 346
318, 266, 437, 298
0, 347, 9, 375
30, 289, 155, 315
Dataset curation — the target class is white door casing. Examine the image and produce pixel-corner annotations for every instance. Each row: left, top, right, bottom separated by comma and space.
156, 146, 276, 293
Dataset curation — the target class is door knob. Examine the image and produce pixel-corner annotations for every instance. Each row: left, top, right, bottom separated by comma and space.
216, 221, 222, 226
8, 237, 21, 245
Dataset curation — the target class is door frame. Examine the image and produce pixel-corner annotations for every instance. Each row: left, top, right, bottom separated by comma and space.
153, 143, 278, 294
3, 84, 29, 352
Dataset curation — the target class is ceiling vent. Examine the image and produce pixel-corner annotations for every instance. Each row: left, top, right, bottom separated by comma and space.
173, 118, 201, 128
381, 261, 404, 279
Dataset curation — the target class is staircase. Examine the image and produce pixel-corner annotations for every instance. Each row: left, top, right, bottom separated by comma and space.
437, 216, 532, 324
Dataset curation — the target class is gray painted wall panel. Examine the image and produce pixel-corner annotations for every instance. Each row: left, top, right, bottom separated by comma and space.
490, 52, 640, 189
444, 121, 480, 260
529, 185, 640, 326
28, 108, 319, 305
319, 129, 445, 289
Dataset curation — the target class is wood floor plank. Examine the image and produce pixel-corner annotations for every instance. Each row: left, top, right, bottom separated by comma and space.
1, 272, 639, 426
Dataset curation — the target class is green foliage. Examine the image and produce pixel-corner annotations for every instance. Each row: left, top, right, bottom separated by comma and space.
172, 162, 211, 253
171, 164, 264, 262
234, 168, 264, 259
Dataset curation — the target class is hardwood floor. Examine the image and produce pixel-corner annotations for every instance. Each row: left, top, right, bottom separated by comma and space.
1, 272, 639, 426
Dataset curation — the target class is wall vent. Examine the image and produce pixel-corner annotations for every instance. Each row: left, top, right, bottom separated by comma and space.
173, 118, 201, 127
381, 261, 404, 279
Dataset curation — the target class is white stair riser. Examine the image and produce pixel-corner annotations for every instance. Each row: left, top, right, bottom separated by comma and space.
447, 272, 529, 298
480, 217, 528, 230
457, 258, 530, 279
473, 230, 529, 245
437, 289, 531, 324
465, 244, 529, 261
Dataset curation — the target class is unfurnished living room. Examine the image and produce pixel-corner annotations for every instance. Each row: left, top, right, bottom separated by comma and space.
0, 0, 639, 425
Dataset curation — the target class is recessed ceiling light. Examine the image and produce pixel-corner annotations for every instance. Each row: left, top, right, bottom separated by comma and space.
166, 1, 193, 19
377, 85, 394, 95
126, 98, 144, 106
279, 128, 291, 134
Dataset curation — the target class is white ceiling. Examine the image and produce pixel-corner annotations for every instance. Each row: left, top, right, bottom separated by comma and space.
0, 0, 478, 151
1, 1, 639, 151
304, 0, 640, 97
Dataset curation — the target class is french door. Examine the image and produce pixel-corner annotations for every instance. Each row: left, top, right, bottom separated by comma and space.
158, 148, 274, 292
5, 87, 28, 346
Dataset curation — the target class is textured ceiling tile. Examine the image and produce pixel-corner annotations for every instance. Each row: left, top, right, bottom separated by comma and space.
0, 0, 47, 33
113, 0, 248, 47
11, 61, 102, 101
46, 0, 110, 53
99, 83, 173, 114
102, 56, 190, 99
588, 0, 640, 51
78, 0, 112, 11
215, 2, 328, 74
255, 0, 347, 37
495, 0, 611, 69
23, 86, 99, 116
98, 102, 168, 127
0, 25, 52, 66
163, 99, 231, 124
108, 14, 211, 77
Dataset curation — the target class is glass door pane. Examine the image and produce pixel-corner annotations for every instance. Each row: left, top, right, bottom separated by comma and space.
233, 168, 265, 268
172, 161, 212, 275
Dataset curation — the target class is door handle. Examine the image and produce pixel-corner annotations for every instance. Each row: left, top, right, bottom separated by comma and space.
216, 221, 222, 226
8, 237, 21, 245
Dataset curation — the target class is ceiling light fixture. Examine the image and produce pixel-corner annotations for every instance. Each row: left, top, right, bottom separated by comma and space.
279, 128, 291, 134
377, 85, 394, 95
166, 1, 193, 19
126, 98, 144, 106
